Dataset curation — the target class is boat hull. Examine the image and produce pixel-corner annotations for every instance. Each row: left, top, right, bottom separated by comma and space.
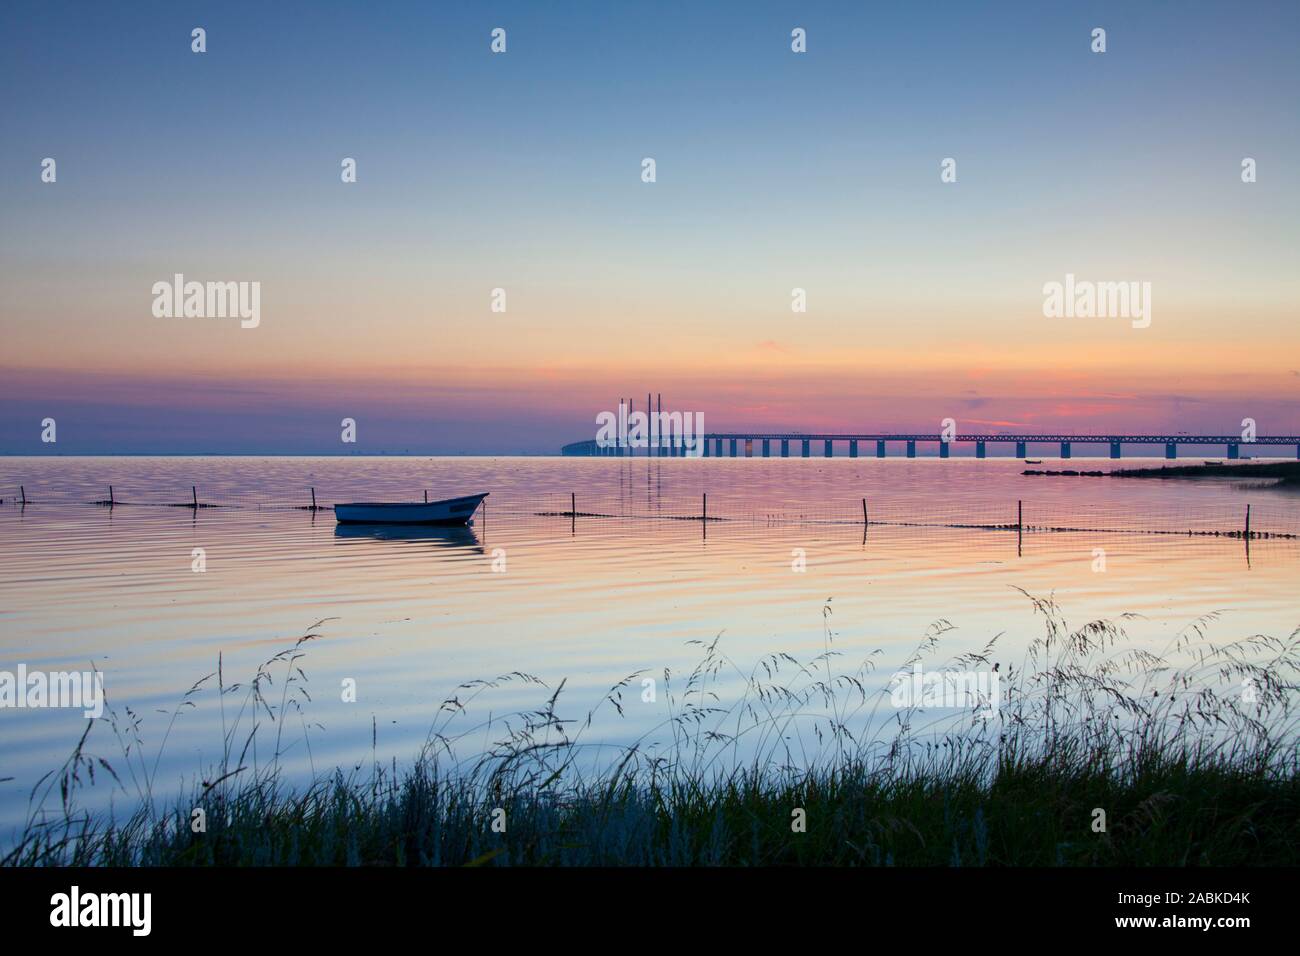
333, 493, 488, 526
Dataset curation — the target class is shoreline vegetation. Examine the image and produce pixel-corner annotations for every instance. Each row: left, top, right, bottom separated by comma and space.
4, 595, 1298, 867
1024, 461, 1300, 484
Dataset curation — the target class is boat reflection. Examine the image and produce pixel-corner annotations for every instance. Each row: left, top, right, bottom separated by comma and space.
333, 522, 482, 552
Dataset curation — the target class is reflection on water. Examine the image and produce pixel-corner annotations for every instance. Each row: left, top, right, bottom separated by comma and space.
333, 523, 483, 551
0, 456, 1297, 835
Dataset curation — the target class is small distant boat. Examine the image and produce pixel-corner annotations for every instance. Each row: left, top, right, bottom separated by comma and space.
1025, 459, 1042, 464
334, 493, 488, 526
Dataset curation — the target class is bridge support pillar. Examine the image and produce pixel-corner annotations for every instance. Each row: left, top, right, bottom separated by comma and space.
781, 439, 789, 458
849, 440, 858, 458
1165, 442, 1177, 460
762, 439, 770, 457
906, 440, 916, 458
702, 437, 709, 458
729, 439, 738, 458
1228, 443, 1239, 460
824, 439, 833, 458
801, 439, 810, 458
1016, 441, 1026, 459
939, 442, 950, 459
1110, 441, 1122, 459
976, 441, 987, 459
877, 440, 887, 458
1060, 442, 1071, 459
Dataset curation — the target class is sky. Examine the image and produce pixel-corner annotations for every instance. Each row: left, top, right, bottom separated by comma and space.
1, 0, 1297, 454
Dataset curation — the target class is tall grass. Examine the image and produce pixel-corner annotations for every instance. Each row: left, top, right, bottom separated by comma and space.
5, 594, 1299, 866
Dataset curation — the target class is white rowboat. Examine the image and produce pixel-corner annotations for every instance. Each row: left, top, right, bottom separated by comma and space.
334, 493, 488, 526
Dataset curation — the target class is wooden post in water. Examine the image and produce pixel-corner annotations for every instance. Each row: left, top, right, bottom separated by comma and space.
1245, 503, 1251, 539
571, 491, 576, 534
192, 485, 198, 509
311, 487, 317, 510
109, 485, 114, 507
1017, 499, 1023, 556
862, 497, 868, 526
20, 485, 26, 506
703, 493, 707, 522
424, 490, 428, 503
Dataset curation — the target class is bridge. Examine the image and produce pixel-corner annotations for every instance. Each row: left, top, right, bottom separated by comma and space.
561, 433, 1300, 460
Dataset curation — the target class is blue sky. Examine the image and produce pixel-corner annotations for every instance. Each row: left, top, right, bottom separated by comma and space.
1, 1, 1297, 453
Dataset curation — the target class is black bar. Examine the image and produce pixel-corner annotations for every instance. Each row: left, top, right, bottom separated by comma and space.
0, 866, 1281, 941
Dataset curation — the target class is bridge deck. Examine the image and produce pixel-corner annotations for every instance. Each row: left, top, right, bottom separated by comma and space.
563, 433, 1300, 454
695, 434, 1300, 444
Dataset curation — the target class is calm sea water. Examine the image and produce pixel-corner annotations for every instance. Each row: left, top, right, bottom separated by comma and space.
1, 455, 1297, 839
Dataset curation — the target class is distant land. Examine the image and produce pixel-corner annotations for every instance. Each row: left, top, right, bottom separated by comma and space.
1024, 462, 1300, 485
